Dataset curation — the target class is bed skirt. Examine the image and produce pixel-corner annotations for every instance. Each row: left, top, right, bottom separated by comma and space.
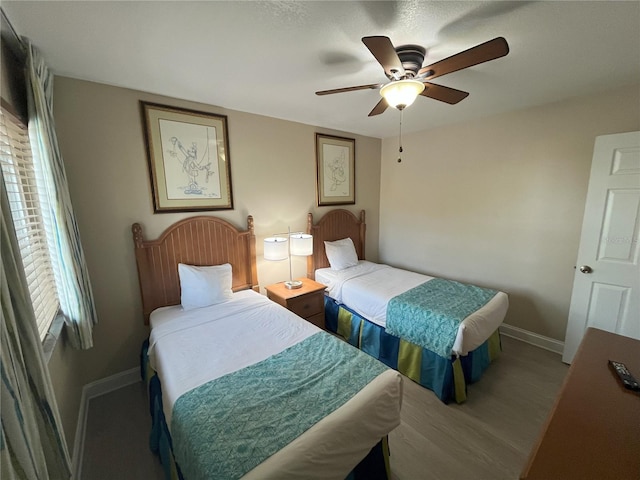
324, 297, 501, 404
140, 340, 391, 480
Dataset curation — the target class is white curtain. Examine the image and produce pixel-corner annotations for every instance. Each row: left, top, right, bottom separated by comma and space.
0, 169, 72, 479
25, 42, 98, 349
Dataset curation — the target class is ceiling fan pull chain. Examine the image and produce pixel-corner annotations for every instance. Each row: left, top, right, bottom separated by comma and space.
398, 109, 403, 163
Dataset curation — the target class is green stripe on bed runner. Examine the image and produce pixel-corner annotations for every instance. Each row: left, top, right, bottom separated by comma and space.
386, 278, 498, 359
171, 332, 387, 480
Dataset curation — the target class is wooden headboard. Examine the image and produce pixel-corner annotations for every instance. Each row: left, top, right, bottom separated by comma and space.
132, 215, 258, 324
306, 209, 366, 279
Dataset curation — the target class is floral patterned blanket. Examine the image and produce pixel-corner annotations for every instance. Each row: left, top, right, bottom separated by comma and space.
386, 278, 498, 358
171, 332, 388, 480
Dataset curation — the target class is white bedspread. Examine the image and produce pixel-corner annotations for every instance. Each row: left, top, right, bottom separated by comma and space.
316, 261, 509, 356
148, 289, 402, 480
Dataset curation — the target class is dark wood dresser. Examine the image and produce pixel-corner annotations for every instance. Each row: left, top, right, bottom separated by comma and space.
521, 327, 640, 480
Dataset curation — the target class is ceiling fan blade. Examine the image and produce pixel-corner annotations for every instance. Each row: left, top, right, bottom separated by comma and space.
368, 98, 388, 117
316, 83, 382, 95
362, 36, 405, 79
421, 82, 469, 104
418, 37, 509, 80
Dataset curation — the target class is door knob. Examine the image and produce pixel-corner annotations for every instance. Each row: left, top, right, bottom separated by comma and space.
579, 265, 593, 274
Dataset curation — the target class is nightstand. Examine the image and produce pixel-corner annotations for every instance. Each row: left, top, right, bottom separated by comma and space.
265, 278, 327, 329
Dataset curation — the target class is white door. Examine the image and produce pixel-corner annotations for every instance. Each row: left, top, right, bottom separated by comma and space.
563, 131, 640, 364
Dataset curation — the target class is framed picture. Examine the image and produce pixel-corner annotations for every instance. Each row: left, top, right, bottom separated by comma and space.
315, 133, 355, 206
141, 102, 233, 212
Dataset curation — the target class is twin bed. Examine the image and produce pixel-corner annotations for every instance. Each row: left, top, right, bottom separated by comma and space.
132, 209, 508, 479
306, 209, 508, 404
133, 215, 402, 480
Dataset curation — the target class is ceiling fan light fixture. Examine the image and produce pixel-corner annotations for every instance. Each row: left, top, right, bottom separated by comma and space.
380, 79, 425, 110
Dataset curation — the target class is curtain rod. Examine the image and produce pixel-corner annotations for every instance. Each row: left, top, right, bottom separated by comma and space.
1, 7, 27, 59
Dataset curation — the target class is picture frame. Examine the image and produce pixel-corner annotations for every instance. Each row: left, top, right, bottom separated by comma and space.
141, 101, 233, 212
315, 133, 355, 206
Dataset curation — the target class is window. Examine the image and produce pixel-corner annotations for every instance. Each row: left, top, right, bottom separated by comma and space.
0, 107, 60, 340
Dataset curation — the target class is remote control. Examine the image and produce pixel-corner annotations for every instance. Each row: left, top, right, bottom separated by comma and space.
609, 360, 640, 391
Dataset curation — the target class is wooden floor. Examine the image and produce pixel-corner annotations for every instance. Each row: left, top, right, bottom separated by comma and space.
81, 335, 568, 480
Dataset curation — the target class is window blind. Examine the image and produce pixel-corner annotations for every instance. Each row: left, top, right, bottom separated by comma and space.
0, 108, 60, 340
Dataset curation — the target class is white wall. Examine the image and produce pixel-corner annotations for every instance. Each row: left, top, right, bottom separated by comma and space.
379, 84, 640, 341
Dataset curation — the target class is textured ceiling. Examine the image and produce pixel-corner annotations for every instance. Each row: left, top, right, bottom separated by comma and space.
3, 1, 640, 139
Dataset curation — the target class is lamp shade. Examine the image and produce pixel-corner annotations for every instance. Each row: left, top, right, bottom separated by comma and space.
290, 233, 313, 256
380, 79, 425, 109
264, 237, 288, 261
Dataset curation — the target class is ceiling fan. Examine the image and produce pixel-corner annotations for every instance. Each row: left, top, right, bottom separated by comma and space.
316, 36, 509, 117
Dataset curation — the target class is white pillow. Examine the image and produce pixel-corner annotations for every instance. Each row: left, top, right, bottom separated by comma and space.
178, 263, 233, 310
324, 237, 359, 271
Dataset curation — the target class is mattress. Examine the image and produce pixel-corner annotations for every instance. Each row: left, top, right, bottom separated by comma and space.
148, 289, 402, 479
316, 261, 509, 356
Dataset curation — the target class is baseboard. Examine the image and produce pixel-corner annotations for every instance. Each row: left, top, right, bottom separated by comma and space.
499, 323, 564, 355
71, 367, 141, 480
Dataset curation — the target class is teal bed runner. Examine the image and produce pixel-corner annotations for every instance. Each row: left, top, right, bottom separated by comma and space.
171, 332, 388, 480
386, 278, 498, 359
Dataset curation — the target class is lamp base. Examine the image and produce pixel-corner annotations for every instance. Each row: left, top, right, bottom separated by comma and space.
284, 280, 303, 289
